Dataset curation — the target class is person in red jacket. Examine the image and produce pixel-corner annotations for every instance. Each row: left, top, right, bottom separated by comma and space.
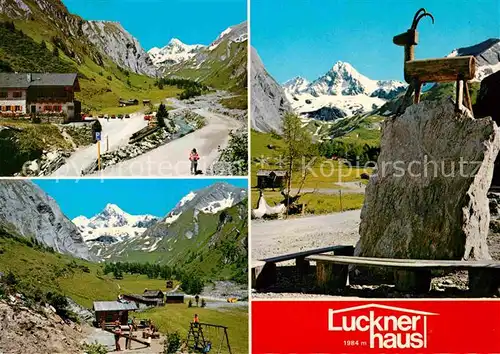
189, 148, 200, 175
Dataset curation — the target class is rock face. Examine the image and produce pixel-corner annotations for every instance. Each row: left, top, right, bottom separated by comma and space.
83, 21, 157, 76
356, 99, 500, 264
0, 180, 92, 260
474, 70, 500, 124
251, 47, 291, 133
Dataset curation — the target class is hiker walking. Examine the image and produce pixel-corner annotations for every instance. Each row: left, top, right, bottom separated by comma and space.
189, 148, 200, 175
113, 320, 122, 351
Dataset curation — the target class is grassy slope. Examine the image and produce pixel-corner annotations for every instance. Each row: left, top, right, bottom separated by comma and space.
0, 232, 167, 308
0, 8, 181, 114
98, 202, 248, 282
250, 130, 367, 214
135, 304, 248, 354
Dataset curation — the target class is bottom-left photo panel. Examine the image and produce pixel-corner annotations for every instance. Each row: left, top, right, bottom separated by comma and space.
0, 178, 249, 354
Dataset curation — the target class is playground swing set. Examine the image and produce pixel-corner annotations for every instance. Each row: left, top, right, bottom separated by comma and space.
186, 322, 233, 354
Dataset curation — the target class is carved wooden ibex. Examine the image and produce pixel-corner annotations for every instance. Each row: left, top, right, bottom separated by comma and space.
394, 8, 476, 114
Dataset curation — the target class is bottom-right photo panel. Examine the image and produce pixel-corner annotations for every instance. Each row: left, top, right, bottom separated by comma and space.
250, 0, 500, 352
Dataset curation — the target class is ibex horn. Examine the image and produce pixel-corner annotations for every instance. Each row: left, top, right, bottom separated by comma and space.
411, 8, 435, 30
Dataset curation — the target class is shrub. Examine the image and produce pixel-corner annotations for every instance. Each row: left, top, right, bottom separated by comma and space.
164, 331, 181, 354
82, 342, 108, 354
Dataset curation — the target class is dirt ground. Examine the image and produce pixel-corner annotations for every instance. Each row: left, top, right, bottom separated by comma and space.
252, 212, 500, 299
83, 327, 165, 354
0, 300, 84, 354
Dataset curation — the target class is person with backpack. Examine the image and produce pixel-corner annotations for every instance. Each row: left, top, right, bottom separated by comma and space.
189, 149, 200, 175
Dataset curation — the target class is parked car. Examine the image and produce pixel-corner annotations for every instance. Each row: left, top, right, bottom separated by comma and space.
98, 114, 104, 118
118, 114, 123, 119
144, 115, 151, 121
125, 114, 130, 118
111, 114, 116, 119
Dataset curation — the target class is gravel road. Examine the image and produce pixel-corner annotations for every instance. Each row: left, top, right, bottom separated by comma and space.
92, 108, 242, 177
50, 113, 147, 177
251, 210, 361, 262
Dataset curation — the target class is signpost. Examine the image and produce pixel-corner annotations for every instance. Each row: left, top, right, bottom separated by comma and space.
96, 132, 101, 170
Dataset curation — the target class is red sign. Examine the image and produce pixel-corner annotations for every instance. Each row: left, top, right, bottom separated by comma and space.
252, 300, 500, 353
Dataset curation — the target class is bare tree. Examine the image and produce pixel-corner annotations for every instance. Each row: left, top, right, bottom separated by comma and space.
282, 112, 315, 217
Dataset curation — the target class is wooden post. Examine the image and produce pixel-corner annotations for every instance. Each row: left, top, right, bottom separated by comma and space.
106, 135, 109, 152
455, 80, 464, 112
397, 83, 415, 115
224, 327, 233, 354
255, 263, 277, 290
315, 247, 354, 293
464, 81, 473, 114
97, 141, 101, 170
413, 81, 422, 104
393, 269, 431, 293
295, 256, 310, 282
316, 261, 347, 293
339, 190, 343, 212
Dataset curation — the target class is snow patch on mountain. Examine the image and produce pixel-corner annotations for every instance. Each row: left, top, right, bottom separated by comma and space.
73, 204, 159, 244
283, 61, 406, 118
201, 192, 235, 214
448, 38, 500, 81
148, 39, 205, 68
179, 191, 196, 207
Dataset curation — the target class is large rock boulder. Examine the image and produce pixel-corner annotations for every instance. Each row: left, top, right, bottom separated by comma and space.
356, 99, 500, 264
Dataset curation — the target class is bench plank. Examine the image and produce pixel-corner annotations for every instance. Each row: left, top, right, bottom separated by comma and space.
261, 245, 354, 264
306, 255, 500, 269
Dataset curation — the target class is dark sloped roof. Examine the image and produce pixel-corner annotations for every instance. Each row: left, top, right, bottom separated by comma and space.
257, 169, 287, 177
0, 73, 30, 88
143, 289, 164, 297
167, 292, 185, 297
122, 294, 158, 304
0, 73, 78, 88
93, 301, 137, 312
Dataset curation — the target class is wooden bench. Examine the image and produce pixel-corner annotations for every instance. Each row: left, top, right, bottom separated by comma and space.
306, 254, 500, 295
252, 245, 354, 289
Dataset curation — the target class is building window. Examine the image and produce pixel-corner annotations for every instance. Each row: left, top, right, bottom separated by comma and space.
1, 106, 6, 112
14, 106, 21, 112
45, 106, 52, 112
12, 91, 22, 98
10, 105, 15, 111
54, 105, 62, 112
0, 92, 7, 98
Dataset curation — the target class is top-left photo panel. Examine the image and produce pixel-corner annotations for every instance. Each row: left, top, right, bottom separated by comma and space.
0, 0, 248, 177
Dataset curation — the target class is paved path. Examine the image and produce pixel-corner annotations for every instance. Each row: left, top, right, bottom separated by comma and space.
51, 113, 147, 177
251, 210, 361, 262
92, 108, 242, 177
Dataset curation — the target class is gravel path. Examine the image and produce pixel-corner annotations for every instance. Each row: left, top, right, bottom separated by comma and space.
51, 113, 147, 176
92, 108, 242, 177
251, 210, 361, 262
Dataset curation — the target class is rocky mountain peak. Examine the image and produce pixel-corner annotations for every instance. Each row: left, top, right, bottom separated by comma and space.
448, 38, 500, 81
0, 180, 92, 260
148, 37, 206, 68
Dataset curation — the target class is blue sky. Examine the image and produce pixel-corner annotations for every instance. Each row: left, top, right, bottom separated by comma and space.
62, 0, 247, 50
252, 0, 500, 83
33, 179, 247, 219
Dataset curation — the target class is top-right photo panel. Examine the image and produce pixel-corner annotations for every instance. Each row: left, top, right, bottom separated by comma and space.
250, 0, 500, 298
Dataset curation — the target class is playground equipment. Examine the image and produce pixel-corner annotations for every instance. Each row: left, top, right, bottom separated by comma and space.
186, 322, 232, 354
394, 8, 476, 114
